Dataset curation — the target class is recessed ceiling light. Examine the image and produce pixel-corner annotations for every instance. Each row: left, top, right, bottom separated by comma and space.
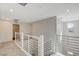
66, 9, 70, 13
10, 9, 14, 12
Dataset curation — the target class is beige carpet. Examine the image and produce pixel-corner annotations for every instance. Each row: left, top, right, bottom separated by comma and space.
0, 41, 26, 56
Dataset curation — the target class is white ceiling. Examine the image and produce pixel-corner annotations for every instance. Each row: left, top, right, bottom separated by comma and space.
0, 3, 79, 22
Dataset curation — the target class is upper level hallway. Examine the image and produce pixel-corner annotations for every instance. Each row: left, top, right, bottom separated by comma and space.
0, 3, 79, 56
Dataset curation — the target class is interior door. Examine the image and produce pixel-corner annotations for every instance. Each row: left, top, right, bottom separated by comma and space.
13, 24, 20, 40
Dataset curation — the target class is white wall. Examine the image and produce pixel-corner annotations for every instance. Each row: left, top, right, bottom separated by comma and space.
57, 18, 63, 35
31, 16, 57, 56
20, 23, 31, 34
56, 18, 63, 53
0, 21, 12, 43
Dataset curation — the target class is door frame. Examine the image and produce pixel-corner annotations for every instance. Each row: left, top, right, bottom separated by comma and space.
12, 23, 20, 40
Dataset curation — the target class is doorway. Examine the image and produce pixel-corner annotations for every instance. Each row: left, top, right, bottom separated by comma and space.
13, 24, 20, 40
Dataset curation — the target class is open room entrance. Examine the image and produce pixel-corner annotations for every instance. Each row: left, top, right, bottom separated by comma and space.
12, 24, 20, 40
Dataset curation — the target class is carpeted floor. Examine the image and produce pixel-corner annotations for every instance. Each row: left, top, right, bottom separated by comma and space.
0, 41, 26, 56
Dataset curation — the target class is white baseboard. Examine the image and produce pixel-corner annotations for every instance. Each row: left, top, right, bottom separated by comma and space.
0, 40, 12, 44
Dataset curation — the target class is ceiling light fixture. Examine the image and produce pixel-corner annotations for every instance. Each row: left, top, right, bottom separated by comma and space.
10, 9, 14, 12
66, 9, 70, 13
18, 3, 27, 7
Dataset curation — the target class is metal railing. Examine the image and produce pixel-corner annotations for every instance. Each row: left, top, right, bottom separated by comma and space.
15, 32, 44, 56
57, 35, 79, 56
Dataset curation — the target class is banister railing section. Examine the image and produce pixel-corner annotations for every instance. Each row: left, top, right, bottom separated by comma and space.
15, 32, 44, 56
57, 35, 79, 56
